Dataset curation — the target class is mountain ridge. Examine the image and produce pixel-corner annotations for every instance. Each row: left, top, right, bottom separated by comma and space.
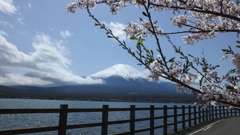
0, 64, 198, 102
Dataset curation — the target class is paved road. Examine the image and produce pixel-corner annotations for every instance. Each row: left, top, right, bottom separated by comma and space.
187, 117, 240, 135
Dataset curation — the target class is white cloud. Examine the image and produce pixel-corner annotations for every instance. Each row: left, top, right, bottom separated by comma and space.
0, 31, 103, 86
60, 30, 73, 39
103, 21, 127, 41
0, 30, 8, 36
0, 0, 17, 14
17, 18, 24, 25
0, 73, 53, 86
0, 20, 13, 28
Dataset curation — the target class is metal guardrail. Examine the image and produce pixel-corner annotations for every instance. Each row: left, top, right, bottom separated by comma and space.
0, 104, 239, 135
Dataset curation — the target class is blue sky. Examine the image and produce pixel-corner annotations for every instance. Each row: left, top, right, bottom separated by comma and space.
0, 0, 238, 86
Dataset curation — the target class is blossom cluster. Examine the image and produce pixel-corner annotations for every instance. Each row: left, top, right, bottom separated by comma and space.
148, 59, 198, 94
67, 0, 96, 13
171, 15, 189, 28
231, 53, 240, 74
123, 20, 162, 37
148, 60, 163, 82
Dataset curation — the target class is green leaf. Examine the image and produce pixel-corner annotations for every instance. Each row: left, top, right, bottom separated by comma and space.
131, 52, 135, 57
147, 0, 151, 7
130, 36, 137, 40
136, 0, 141, 3
137, 42, 142, 47
136, 33, 142, 37
136, 44, 141, 49
188, 54, 194, 58
178, 46, 181, 51
139, 38, 145, 44
142, 12, 148, 17
169, 57, 175, 62
221, 49, 229, 52
145, 49, 150, 53
154, 20, 158, 24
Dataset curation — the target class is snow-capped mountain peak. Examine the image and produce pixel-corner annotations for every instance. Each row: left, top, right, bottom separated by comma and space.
90, 64, 147, 80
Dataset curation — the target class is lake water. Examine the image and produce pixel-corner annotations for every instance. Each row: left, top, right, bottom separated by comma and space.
0, 98, 192, 135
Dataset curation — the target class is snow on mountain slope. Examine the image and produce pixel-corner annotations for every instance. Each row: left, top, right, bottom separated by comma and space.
90, 64, 147, 80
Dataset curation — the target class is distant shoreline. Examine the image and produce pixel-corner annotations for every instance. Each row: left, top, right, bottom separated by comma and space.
0, 96, 200, 104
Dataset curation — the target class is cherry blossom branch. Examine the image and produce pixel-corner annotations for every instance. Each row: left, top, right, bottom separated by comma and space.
68, 0, 240, 108
139, 1, 210, 96
158, 29, 240, 35
152, 0, 240, 21
140, 0, 170, 72
86, 5, 157, 72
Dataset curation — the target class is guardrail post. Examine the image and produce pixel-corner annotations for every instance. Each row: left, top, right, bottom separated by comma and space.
194, 106, 197, 125
174, 105, 178, 132
59, 104, 68, 135
150, 105, 154, 135
234, 108, 237, 116
206, 107, 209, 122
235, 108, 237, 116
202, 108, 205, 123
130, 105, 135, 135
227, 108, 229, 117
198, 107, 201, 123
188, 105, 191, 127
215, 107, 218, 119
230, 108, 233, 117
219, 106, 222, 118
208, 106, 211, 121
211, 106, 214, 119
223, 106, 226, 118
163, 105, 167, 135
182, 105, 185, 129
102, 105, 109, 135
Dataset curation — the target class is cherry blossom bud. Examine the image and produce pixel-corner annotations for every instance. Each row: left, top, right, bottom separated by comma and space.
221, 55, 228, 60
194, 102, 199, 107
210, 101, 219, 107
225, 106, 233, 110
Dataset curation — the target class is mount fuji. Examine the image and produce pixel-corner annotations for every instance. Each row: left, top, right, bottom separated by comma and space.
90, 64, 147, 80
88, 64, 176, 92
0, 64, 197, 102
